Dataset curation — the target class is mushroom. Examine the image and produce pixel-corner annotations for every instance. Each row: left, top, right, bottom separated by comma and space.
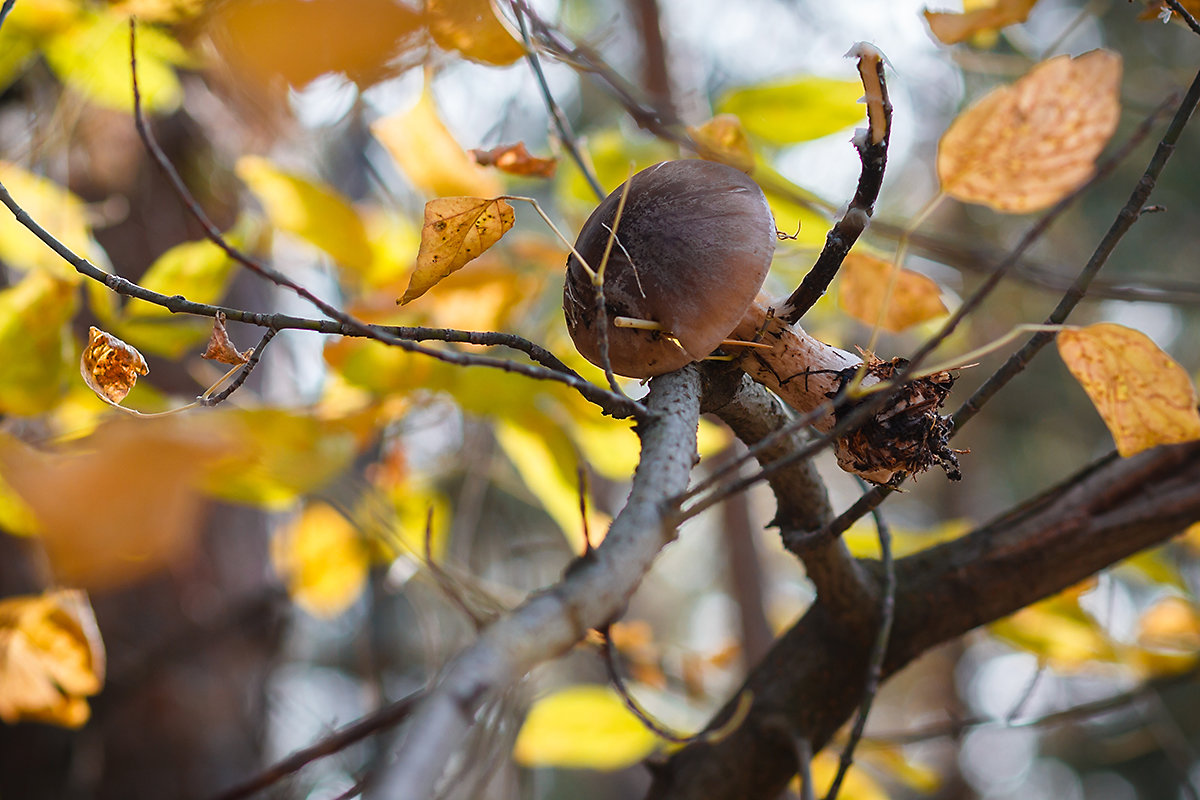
563, 159, 775, 378
563, 159, 959, 485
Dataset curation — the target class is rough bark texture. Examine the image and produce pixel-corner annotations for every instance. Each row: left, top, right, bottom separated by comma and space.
647, 440, 1200, 799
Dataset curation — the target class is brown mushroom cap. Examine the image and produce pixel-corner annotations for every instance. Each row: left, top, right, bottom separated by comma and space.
564, 160, 776, 378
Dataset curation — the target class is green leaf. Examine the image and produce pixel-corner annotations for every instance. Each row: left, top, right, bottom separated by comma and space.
716, 76, 865, 146
236, 156, 374, 274
0, 272, 78, 416
513, 685, 659, 770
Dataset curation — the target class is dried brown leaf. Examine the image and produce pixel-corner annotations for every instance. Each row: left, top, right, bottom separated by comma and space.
202, 313, 252, 365
924, 0, 1039, 45
469, 143, 558, 178
937, 50, 1122, 213
402, 197, 515, 305
80, 326, 149, 405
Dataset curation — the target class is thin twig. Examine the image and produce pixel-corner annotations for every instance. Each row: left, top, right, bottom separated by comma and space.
200, 328, 277, 406
0, 0, 14, 31
599, 626, 695, 744
1165, 0, 1200, 35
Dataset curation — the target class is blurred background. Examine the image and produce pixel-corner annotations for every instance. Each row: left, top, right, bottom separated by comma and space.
1, 0, 1200, 798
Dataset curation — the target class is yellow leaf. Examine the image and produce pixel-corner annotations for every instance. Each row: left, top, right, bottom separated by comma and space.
688, 114, 756, 173
205, 0, 424, 91
807, 750, 890, 800
1138, 596, 1200, 653
236, 156, 374, 273
470, 142, 558, 178
937, 50, 1122, 213
0, 590, 104, 728
43, 10, 188, 113
372, 87, 502, 198
271, 502, 369, 618
990, 593, 1113, 670
838, 251, 947, 332
0, 418, 229, 588
1057, 323, 1200, 457
924, 0, 1039, 45
0, 271, 78, 416
560, 129, 674, 208
513, 685, 659, 769
427, 0, 525, 66
80, 326, 149, 405
0, 161, 93, 277
402, 197, 515, 304
0, 471, 41, 537
716, 76, 865, 146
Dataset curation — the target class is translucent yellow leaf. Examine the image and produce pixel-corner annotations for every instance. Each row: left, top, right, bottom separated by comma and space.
0, 271, 78, 416
560, 129, 674, 208
843, 518, 970, 559
937, 50, 1121, 213
80, 327, 149, 405
427, 0, 525, 66
236, 156, 374, 273
0, 590, 104, 728
0, 418, 229, 588
807, 750, 890, 800
1137, 596, 1200, 653
360, 207, 421, 288
43, 10, 188, 113
716, 76, 865, 147
205, 0, 424, 90
402, 197, 515, 304
0, 161, 93, 277
924, 0, 1039, 45
1057, 323, 1200, 457
513, 685, 659, 769
688, 114, 756, 173
990, 593, 1113, 670
838, 252, 947, 332
203, 409, 360, 509
271, 502, 369, 618
0, 471, 41, 537
372, 88, 502, 198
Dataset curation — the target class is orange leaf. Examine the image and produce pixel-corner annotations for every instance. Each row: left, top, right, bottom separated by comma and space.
470, 143, 558, 178
687, 114, 755, 173
1057, 323, 1200, 457
924, 0, 1039, 45
202, 313, 252, 365
81, 326, 149, 405
838, 251, 947, 332
0, 590, 105, 728
937, 50, 1121, 213
427, 0, 525, 66
401, 197, 515, 304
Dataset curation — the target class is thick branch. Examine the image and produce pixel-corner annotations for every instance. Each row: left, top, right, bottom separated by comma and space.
648, 440, 1200, 799
372, 366, 702, 799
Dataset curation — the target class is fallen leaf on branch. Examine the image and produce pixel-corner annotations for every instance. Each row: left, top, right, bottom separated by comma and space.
513, 684, 659, 770
0, 590, 105, 728
426, 0, 525, 66
1057, 323, 1200, 457
81, 326, 149, 405
937, 50, 1121, 213
924, 0, 1039, 45
401, 197, 515, 304
469, 143, 558, 178
687, 114, 755, 173
202, 313, 252, 365
838, 251, 947, 332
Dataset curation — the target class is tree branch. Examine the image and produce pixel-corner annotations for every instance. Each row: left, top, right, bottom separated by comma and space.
370, 366, 703, 798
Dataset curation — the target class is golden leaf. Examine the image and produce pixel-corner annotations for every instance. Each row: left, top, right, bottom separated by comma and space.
0, 418, 230, 589
0, 161, 93, 277
991, 593, 1113, 670
1057, 323, 1200, 457
427, 0, 525, 66
401, 197, 514, 304
469, 142, 558, 178
805, 751, 890, 800
513, 685, 659, 770
0, 590, 105, 728
202, 313, 251, 365
924, 0, 1039, 45
838, 251, 947, 332
0, 271, 78, 416
1138, 596, 1200, 653
271, 502, 369, 618
371, 87, 502, 198
81, 326, 149, 405
937, 50, 1121, 213
688, 114, 755, 173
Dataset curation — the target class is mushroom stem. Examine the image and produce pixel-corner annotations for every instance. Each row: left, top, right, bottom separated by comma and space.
731, 299, 961, 485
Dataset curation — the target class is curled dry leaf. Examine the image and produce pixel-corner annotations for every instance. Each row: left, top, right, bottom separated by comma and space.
1057, 323, 1200, 457
937, 50, 1122, 213
687, 114, 755, 173
924, 0, 1039, 45
81, 326, 149, 405
469, 142, 558, 178
203, 313, 252, 365
402, 197, 515, 305
838, 251, 947, 332
0, 589, 105, 728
